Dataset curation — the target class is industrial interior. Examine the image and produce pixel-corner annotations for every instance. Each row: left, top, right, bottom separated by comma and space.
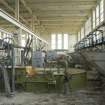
0, 0, 105, 105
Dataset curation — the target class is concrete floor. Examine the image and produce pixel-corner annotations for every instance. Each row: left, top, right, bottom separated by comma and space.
0, 88, 104, 105
0, 69, 104, 105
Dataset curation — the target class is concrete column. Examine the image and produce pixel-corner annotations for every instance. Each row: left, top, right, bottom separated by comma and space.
14, 28, 22, 65
84, 23, 86, 37
104, 0, 105, 21
68, 34, 70, 51
62, 33, 64, 49
30, 16, 35, 32
99, 1, 101, 24
15, 0, 19, 21
80, 30, 81, 40
95, 7, 96, 28
83, 25, 85, 37
56, 34, 57, 49
14, 0, 22, 65
91, 11, 93, 31
103, 0, 105, 37
76, 32, 78, 43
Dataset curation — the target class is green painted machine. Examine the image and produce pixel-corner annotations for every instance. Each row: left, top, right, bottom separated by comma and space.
15, 67, 87, 93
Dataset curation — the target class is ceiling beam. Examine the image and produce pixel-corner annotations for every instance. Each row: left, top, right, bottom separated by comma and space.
45, 28, 79, 33
28, 6, 95, 11
21, 11, 90, 17
38, 16, 88, 20
27, 19, 86, 22
36, 24, 81, 27
0, 9, 48, 43
20, 0, 46, 31
33, 10, 90, 14
0, 0, 29, 26
35, 13, 89, 17
43, 25, 82, 28
26, 0, 96, 4
20, 16, 87, 24
40, 22, 83, 25
20, 0, 32, 14
15, 0, 19, 20
40, 19, 86, 22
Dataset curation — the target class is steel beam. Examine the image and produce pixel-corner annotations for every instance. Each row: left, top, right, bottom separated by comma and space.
15, 0, 19, 21
0, 9, 48, 44
0, 0, 29, 26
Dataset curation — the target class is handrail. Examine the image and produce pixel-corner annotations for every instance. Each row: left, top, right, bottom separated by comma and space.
75, 21, 105, 50
0, 9, 48, 44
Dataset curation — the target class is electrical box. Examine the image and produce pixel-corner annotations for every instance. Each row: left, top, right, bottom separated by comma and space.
47, 50, 57, 61
32, 51, 44, 67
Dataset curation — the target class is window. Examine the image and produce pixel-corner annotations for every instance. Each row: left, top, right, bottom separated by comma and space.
93, 32, 96, 42
6, 34, 9, 42
81, 27, 85, 39
21, 40, 26, 47
64, 34, 68, 49
69, 35, 77, 52
100, 0, 104, 22
93, 10, 96, 29
78, 32, 81, 41
77, 0, 104, 43
96, 5, 99, 26
3, 33, 6, 38
21, 34, 26, 47
88, 17, 92, 33
51, 34, 56, 49
85, 17, 91, 35
85, 20, 88, 35
57, 34, 62, 49
96, 31, 101, 41
0, 32, 1, 39
51, 33, 69, 50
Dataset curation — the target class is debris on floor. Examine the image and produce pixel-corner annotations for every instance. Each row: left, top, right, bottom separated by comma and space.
0, 88, 105, 105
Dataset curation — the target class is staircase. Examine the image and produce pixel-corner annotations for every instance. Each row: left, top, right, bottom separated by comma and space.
80, 50, 105, 76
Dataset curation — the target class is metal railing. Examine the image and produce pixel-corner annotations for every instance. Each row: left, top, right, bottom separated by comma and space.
75, 22, 105, 51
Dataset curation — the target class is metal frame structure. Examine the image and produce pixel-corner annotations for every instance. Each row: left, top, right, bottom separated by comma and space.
75, 22, 105, 50
0, 37, 15, 96
0, 9, 48, 45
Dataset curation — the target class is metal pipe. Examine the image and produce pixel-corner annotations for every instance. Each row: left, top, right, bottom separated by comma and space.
0, 9, 48, 44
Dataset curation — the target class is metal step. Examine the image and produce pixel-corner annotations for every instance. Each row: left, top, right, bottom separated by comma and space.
80, 51, 105, 75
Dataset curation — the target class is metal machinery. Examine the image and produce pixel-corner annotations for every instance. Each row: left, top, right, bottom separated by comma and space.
0, 9, 55, 95
0, 31, 33, 96
22, 35, 33, 66
0, 37, 15, 96
24, 50, 71, 93
0, 7, 87, 94
0, 39, 86, 94
0, 34, 47, 95
32, 50, 70, 72
74, 22, 105, 76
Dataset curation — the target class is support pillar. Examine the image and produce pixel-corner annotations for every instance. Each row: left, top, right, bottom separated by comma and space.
15, 0, 19, 21
31, 16, 35, 32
